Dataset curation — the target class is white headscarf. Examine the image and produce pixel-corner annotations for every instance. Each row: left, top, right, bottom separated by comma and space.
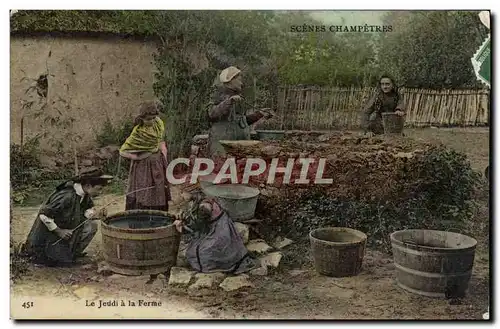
219, 66, 241, 83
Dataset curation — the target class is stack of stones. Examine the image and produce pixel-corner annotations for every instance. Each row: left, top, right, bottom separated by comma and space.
168, 222, 293, 292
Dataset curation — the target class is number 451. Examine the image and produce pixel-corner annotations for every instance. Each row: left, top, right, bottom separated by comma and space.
22, 302, 33, 309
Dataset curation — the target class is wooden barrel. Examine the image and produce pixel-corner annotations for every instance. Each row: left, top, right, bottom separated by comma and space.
101, 210, 181, 276
391, 229, 477, 298
382, 112, 405, 134
310, 227, 367, 277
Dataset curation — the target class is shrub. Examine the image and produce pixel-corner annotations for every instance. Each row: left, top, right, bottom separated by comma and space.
10, 239, 30, 282
10, 206, 30, 282
95, 116, 135, 148
10, 136, 74, 205
10, 137, 43, 189
256, 146, 481, 252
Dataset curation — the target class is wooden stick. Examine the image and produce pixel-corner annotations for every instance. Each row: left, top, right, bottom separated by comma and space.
115, 154, 122, 177
73, 144, 78, 176
51, 185, 159, 246
51, 219, 91, 246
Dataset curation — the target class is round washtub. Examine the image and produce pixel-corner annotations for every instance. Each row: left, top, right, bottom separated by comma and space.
101, 210, 181, 276
310, 227, 367, 277
255, 130, 285, 141
390, 229, 477, 298
382, 112, 405, 134
202, 184, 260, 221
199, 174, 218, 190
199, 174, 232, 190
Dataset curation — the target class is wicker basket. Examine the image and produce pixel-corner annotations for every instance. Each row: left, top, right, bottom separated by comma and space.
310, 227, 367, 277
382, 112, 405, 134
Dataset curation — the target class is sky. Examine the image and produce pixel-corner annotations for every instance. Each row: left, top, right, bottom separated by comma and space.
309, 11, 387, 26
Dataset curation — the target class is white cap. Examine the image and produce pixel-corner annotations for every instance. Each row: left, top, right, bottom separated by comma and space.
219, 66, 241, 83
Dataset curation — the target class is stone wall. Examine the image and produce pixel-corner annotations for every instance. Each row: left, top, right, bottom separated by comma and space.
10, 34, 158, 154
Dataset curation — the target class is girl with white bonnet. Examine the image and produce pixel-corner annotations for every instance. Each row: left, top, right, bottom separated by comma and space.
207, 66, 274, 158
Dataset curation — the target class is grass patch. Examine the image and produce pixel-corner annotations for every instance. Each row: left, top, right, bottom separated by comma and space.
102, 179, 127, 195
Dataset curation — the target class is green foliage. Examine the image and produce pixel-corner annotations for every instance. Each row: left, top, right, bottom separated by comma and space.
12, 9, 489, 161
11, 10, 159, 35
275, 32, 379, 86
94, 117, 134, 182
10, 137, 43, 189
378, 11, 489, 88
10, 205, 30, 281
102, 154, 130, 181
95, 116, 135, 148
153, 49, 214, 158
102, 178, 126, 195
399, 146, 480, 220
151, 11, 276, 158
10, 136, 72, 205
10, 239, 30, 282
11, 10, 488, 90
268, 12, 381, 86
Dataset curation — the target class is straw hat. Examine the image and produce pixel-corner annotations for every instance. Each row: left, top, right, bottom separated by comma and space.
73, 167, 113, 185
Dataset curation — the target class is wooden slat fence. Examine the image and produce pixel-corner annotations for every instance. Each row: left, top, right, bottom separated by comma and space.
258, 86, 490, 130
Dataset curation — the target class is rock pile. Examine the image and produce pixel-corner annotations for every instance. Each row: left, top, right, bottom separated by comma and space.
189, 131, 435, 202
40, 145, 121, 174
169, 222, 293, 292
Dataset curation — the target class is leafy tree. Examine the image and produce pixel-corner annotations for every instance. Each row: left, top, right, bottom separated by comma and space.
377, 11, 489, 88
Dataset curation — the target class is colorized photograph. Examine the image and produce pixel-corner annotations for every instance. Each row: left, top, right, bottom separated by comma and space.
9, 9, 491, 320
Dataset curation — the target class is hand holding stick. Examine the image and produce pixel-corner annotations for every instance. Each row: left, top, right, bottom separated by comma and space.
51, 185, 161, 246
51, 219, 92, 246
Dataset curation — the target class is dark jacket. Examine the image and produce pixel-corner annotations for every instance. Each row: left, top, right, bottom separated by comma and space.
21, 182, 93, 264
362, 90, 405, 132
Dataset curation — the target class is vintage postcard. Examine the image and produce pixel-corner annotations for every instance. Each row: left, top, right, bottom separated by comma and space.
9, 9, 491, 320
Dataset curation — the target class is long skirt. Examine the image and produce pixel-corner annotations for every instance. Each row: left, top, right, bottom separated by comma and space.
125, 151, 171, 211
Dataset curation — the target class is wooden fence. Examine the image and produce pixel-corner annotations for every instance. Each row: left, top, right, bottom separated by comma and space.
258, 86, 490, 130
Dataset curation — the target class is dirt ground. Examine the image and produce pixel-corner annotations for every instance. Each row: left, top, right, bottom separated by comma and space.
10, 127, 490, 320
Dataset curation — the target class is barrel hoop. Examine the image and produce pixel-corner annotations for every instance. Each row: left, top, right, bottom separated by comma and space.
392, 242, 476, 256
105, 257, 174, 266
106, 210, 172, 220
102, 229, 177, 240
103, 210, 176, 234
309, 228, 367, 247
396, 282, 445, 298
107, 264, 171, 276
394, 263, 472, 278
